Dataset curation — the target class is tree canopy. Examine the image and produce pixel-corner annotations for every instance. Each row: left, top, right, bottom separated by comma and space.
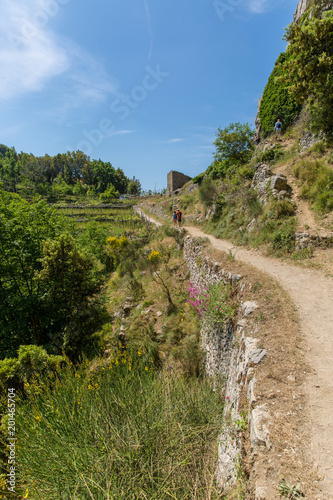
206, 122, 255, 179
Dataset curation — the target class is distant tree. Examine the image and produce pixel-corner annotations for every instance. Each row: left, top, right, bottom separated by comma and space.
127, 180, 141, 195
0, 147, 20, 192
0, 144, 9, 157
100, 183, 119, 202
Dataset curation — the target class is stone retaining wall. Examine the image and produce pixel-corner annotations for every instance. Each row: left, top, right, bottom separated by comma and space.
183, 237, 268, 495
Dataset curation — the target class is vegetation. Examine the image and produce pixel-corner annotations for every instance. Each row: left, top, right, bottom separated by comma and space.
259, 52, 302, 136
292, 158, 333, 213
0, 147, 140, 201
15, 354, 223, 500
281, 10, 333, 139
206, 122, 255, 179
0, 190, 106, 360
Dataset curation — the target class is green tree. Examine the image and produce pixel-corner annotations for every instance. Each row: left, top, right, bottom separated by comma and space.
0, 192, 104, 358
127, 180, 141, 195
37, 234, 104, 356
100, 183, 119, 202
0, 147, 20, 192
206, 123, 255, 179
0, 193, 69, 356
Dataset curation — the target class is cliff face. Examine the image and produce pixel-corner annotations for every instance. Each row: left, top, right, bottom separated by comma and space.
293, 0, 310, 22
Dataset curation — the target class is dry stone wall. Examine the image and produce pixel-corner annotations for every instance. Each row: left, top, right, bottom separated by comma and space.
183, 237, 268, 495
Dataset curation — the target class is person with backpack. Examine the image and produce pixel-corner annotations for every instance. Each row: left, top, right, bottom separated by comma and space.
173, 210, 177, 226
176, 209, 182, 227
274, 118, 282, 139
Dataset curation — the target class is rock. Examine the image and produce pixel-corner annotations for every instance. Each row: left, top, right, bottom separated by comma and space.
247, 218, 256, 232
156, 311, 163, 317
252, 163, 292, 203
248, 377, 257, 405
270, 174, 288, 191
293, 0, 310, 23
250, 405, 271, 450
255, 486, 269, 500
242, 301, 258, 317
287, 374, 296, 383
249, 349, 267, 365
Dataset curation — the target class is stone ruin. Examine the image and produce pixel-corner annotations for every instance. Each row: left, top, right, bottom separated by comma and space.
167, 170, 192, 196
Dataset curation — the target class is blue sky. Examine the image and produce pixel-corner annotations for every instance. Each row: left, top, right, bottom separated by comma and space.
0, 0, 298, 191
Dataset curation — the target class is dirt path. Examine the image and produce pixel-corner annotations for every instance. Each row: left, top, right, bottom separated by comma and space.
186, 225, 333, 499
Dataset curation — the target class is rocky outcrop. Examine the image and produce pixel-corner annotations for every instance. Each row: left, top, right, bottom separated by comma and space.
293, 0, 310, 22
252, 163, 292, 203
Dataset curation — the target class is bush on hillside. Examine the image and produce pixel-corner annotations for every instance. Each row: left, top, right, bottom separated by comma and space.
259, 52, 302, 136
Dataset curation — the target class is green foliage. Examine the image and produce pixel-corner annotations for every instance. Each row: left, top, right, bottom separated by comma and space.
127, 179, 141, 195
259, 53, 302, 136
37, 233, 104, 357
206, 123, 255, 180
76, 221, 114, 271
270, 220, 296, 253
0, 147, 20, 193
292, 159, 333, 212
0, 192, 105, 358
16, 356, 224, 499
281, 11, 333, 138
199, 177, 218, 207
192, 172, 205, 184
257, 146, 285, 164
278, 479, 304, 498
213, 122, 255, 165
0, 345, 64, 392
99, 182, 120, 202
0, 148, 134, 201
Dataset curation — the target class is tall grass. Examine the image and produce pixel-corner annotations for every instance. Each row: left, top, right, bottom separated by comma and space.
17, 351, 224, 500
292, 159, 333, 213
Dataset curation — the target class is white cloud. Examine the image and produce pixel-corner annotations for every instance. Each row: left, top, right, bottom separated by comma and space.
108, 129, 137, 137
165, 138, 185, 144
0, 0, 69, 99
0, 0, 119, 102
245, 0, 271, 14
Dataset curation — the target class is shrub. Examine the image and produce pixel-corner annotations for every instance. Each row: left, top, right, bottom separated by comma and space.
192, 172, 205, 184
199, 178, 218, 207
270, 219, 296, 253
258, 146, 284, 164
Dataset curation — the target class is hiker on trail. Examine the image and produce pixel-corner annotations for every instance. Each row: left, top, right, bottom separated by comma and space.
176, 209, 182, 227
274, 118, 282, 139
173, 210, 177, 226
